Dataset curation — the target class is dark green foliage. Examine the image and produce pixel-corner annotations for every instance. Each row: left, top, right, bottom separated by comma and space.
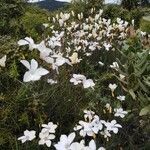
0, 0, 51, 38
140, 16, 150, 33
102, 5, 146, 28
121, 0, 139, 10
69, 0, 104, 17
20, 6, 50, 40
0, 0, 26, 36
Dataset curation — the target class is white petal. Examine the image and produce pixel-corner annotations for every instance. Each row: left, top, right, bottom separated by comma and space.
20, 60, 30, 70
46, 140, 52, 147
31, 74, 41, 81
55, 57, 65, 66
87, 131, 94, 136
25, 37, 34, 44
68, 132, 75, 144
21, 138, 27, 143
113, 128, 118, 134
80, 130, 86, 137
35, 68, 49, 76
18, 39, 29, 46
60, 135, 67, 143
48, 134, 55, 140
83, 79, 95, 88
0, 55, 6, 67
38, 139, 45, 145
30, 59, 38, 71
18, 136, 25, 141
98, 147, 106, 150
74, 125, 82, 131
115, 124, 122, 128
23, 72, 32, 82
89, 140, 96, 150
70, 142, 84, 150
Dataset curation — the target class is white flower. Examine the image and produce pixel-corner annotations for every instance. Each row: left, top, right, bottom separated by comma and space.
36, 41, 52, 59
105, 103, 111, 109
132, 19, 134, 26
140, 31, 146, 36
74, 116, 102, 137
70, 74, 95, 89
110, 62, 119, 70
47, 79, 58, 85
98, 61, 104, 66
105, 103, 112, 113
59, 19, 64, 27
18, 37, 37, 50
18, 130, 36, 143
60, 12, 70, 21
20, 59, 49, 82
39, 122, 57, 147
90, 115, 103, 134
0, 55, 6, 67
100, 129, 111, 138
99, 9, 103, 16
119, 74, 125, 80
117, 95, 125, 101
54, 132, 76, 150
39, 132, 55, 147
84, 110, 95, 121
43, 23, 49, 28
48, 37, 61, 49
108, 83, 117, 92
69, 52, 82, 64
103, 42, 112, 51
41, 122, 58, 133
86, 53, 92, 56
74, 121, 94, 137
84, 140, 106, 150
70, 74, 86, 85
103, 120, 122, 134
69, 141, 85, 150
82, 79, 95, 89
54, 56, 72, 67
98, 147, 106, 150
114, 108, 128, 118
116, 18, 124, 25
85, 140, 96, 150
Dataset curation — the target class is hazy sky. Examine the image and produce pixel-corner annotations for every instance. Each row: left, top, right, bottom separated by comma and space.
27, 0, 122, 4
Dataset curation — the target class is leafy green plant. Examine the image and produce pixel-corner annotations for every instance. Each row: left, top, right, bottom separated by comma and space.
140, 16, 150, 33
0, 0, 25, 36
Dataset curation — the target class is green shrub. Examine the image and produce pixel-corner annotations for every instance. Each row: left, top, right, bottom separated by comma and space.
0, 0, 25, 36
140, 16, 150, 33
102, 5, 145, 27
121, 0, 139, 10
20, 6, 51, 40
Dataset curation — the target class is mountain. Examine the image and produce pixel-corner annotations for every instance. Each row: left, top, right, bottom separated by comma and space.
29, 0, 69, 11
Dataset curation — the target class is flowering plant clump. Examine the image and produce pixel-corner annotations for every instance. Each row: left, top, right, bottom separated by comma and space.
0, 3, 149, 149
17, 109, 126, 149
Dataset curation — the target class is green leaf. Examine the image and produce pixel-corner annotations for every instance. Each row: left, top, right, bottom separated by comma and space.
135, 62, 148, 77
128, 73, 138, 89
139, 105, 150, 116
128, 63, 134, 74
138, 79, 149, 93
129, 89, 136, 99
136, 51, 149, 68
